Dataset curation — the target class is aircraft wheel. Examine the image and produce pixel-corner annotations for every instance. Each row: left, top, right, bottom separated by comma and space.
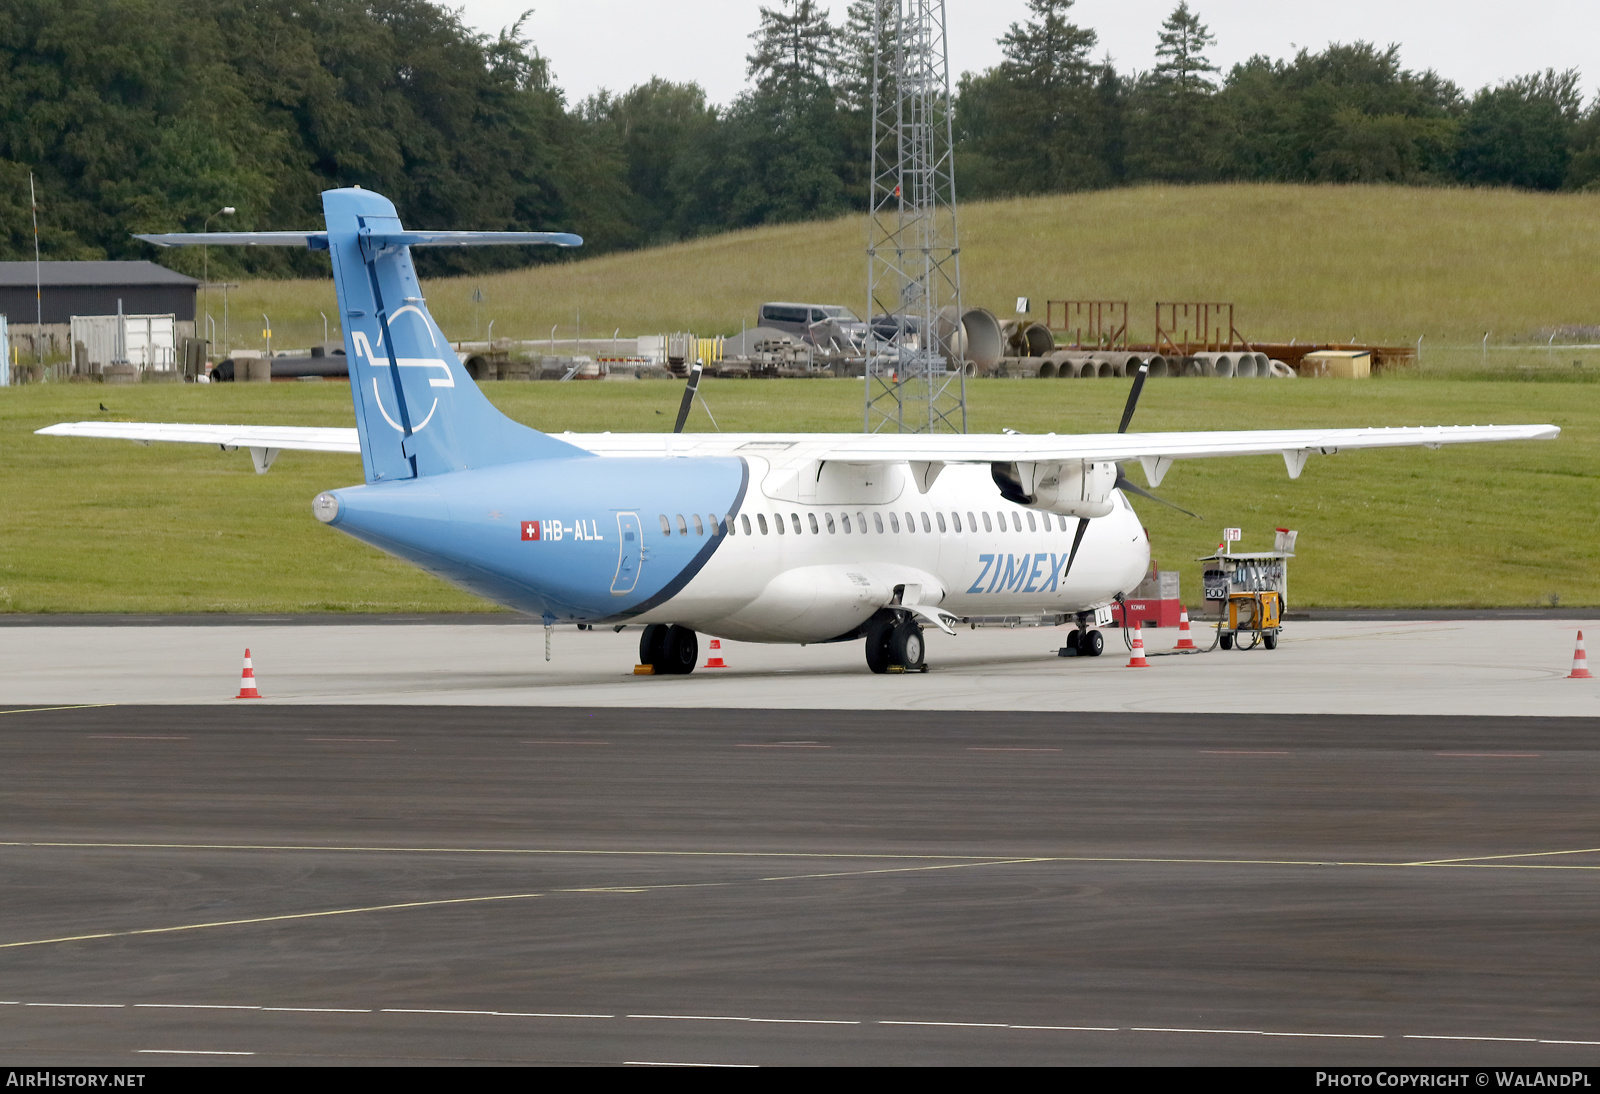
864, 620, 893, 674
639, 623, 668, 667
660, 625, 699, 674
1263, 633, 1278, 650
889, 618, 925, 669
1079, 629, 1104, 657
1219, 633, 1235, 651
1064, 630, 1081, 653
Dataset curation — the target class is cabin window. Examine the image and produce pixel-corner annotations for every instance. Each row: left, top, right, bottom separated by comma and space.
1026, 512, 1036, 532
857, 512, 867, 533
995, 510, 1006, 530
791, 513, 802, 535
825, 513, 836, 534
659, 514, 671, 536
1058, 514, 1069, 531
756, 514, 767, 535
1011, 512, 1022, 532
904, 511, 915, 533
839, 513, 850, 533
808, 512, 820, 534
889, 512, 900, 533
951, 512, 961, 533
692, 514, 704, 536
967, 511, 977, 532
921, 512, 932, 533
873, 512, 884, 533
982, 512, 992, 532
741, 514, 752, 535
676, 514, 688, 536
936, 512, 947, 533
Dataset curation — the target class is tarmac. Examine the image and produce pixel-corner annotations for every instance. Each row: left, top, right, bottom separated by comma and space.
3, 704, 1600, 1066
3, 617, 1598, 1065
0, 617, 1595, 715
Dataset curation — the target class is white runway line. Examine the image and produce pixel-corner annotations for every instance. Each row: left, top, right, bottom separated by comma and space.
8, 995, 1595, 1047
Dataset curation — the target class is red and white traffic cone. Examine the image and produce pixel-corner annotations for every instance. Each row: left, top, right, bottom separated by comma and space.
1570, 631, 1593, 679
235, 648, 261, 699
1126, 624, 1149, 668
1174, 610, 1197, 650
703, 638, 728, 669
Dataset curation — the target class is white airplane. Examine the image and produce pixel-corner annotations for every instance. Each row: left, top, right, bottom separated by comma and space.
40, 187, 1558, 674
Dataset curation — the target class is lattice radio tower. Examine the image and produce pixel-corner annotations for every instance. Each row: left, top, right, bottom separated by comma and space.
864, 0, 965, 434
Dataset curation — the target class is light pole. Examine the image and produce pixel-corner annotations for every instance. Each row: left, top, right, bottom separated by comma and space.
202, 206, 234, 373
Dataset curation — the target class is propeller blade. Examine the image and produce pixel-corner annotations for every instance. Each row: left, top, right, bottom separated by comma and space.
1117, 361, 1150, 434
1061, 516, 1091, 580
673, 360, 704, 434
1115, 469, 1200, 518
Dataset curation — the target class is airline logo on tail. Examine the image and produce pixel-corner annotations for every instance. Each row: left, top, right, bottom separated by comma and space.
349, 304, 456, 434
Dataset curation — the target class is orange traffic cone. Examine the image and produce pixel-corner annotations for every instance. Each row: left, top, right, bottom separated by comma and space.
703, 638, 728, 669
235, 648, 261, 698
1570, 631, 1593, 679
1174, 610, 1197, 650
1126, 624, 1149, 668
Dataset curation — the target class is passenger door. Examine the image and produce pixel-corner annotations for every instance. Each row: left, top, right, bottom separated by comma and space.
611, 512, 642, 595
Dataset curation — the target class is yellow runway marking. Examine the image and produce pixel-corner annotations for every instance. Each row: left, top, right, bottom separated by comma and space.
0, 704, 116, 715
1401, 846, 1600, 866
0, 892, 542, 951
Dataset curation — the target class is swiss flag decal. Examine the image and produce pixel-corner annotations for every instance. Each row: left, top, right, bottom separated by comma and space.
521, 521, 540, 541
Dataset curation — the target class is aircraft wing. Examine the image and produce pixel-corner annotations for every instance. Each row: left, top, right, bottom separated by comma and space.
556, 423, 1559, 482
36, 421, 1557, 482
36, 421, 360, 453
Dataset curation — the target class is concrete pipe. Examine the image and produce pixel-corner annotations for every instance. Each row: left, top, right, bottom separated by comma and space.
1021, 322, 1055, 357
1268, 359, 1296, 378
1049, 352, 1083, 378
1210, 353, 1236, 378
960, 308, 1003, 371
1145, 354, 1169, 378
1254, 352, 1271, 373
1234, 354, 1258, 378
1182, 356, 1207, 378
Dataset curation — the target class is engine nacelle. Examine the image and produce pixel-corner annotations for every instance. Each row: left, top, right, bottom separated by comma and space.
991, 460, 1117, 520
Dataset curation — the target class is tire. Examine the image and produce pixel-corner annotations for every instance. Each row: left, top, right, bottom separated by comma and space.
889, 618, 925, 668
639, 623, 668, 667
864, 620, 893, 674
1219, 633, 1234, 651
1263, 633, 1278, 650
1065, 630, 1081, 653
1079, 629, 1104, 657
659, 625, 699, 674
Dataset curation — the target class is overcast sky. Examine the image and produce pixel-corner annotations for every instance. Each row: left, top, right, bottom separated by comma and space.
454, 1, 1599, 107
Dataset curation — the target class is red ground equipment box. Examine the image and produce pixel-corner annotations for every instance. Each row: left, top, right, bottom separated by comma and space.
1111, 567, 1182, 628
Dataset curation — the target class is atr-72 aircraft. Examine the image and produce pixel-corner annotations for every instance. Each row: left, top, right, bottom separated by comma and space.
40, 187, 1558, 674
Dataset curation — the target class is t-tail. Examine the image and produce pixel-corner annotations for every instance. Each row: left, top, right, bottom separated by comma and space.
136, 186, 587, 483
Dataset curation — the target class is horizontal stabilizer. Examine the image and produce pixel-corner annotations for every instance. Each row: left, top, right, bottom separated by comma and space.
134, 230, 581, 250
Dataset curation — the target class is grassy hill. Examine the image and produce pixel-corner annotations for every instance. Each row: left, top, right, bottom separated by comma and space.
227, 184, 1600, 366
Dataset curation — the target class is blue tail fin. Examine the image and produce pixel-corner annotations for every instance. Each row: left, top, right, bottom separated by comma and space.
322, 187, 585, 482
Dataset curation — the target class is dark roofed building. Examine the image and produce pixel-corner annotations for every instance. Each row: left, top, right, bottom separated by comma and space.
0, 261, 197, 323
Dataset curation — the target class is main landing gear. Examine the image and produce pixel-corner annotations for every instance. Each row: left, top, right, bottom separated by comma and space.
864, 614, 927, 674
639, 623, 698, 675
1060, 627, 1105, 658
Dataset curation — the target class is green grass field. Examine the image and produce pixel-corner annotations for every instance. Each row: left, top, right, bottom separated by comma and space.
3, 375, 1594, 613
221, 184, 1600, 378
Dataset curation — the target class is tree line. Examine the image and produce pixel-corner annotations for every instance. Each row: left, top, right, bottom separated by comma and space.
2, 0, 1597, 278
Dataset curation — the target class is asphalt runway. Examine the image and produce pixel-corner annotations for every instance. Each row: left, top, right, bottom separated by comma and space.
4, 704, 1600, 1065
